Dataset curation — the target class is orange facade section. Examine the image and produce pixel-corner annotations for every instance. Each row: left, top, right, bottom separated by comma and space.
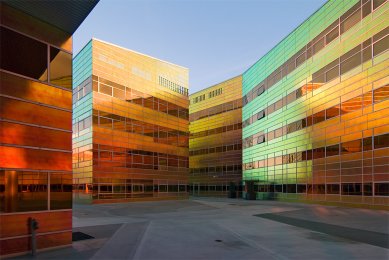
0, 3, 74, 256
73, 39, 189, 202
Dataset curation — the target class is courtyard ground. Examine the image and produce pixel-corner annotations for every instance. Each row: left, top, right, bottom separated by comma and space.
13, 197, 389, 259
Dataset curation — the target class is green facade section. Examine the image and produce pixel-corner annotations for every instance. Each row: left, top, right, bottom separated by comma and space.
242, 0, 388, 188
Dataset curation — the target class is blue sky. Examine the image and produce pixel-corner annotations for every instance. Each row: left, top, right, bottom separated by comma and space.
74, 0, 327, 94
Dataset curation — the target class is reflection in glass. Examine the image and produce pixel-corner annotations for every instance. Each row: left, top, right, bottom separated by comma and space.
50, 47, 72, 89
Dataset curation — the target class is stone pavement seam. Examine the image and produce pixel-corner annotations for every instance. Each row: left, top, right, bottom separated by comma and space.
90, 221, 150, 260
131, 221, 152, 260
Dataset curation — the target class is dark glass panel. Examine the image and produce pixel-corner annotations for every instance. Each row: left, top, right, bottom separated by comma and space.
312, 38, 325, 55
340, 51, 362, 74
313, 147, 326, 159
342, 183, 362, 195
50, 47, 72, 89
312, 110, 325, 124
373, 35, 388, 56
1, 27, 47, 81
314, 184, 326, 194
326, 27, 339, 44
326, 144, 340, 157
306, 115, 313, 127
362, 0, 372, 18
0, 171, 4, 212
286, 184, 296, 193
274, 185, 282, 192
362, 46, 372, 62
306, 149, 313, 161
297, 184, 307, 193
374, 183, 389, 196
374, 133, 389, 149
373, 0, 386, 9
363, 136, 373, 151
326, 65, 339, 82
312, 72, 325, 84
363, 183, 373, 196
340, 6, 361, 34
327, 184, 340, 194
326, 106, 340, 120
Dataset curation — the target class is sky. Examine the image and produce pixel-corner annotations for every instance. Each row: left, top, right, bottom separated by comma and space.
73, 0, 328, 94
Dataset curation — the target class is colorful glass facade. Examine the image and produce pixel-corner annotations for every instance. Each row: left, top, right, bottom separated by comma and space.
242, 0, 388, 207
189, 76, 242, 197
73, 39, 189, 203
0, 1, 98, 256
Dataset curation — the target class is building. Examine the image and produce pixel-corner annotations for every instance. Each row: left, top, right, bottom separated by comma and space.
242, 0, 388, 207
0, 0, 98, 256
189, 76, 243, 197
73, 39, 189, 203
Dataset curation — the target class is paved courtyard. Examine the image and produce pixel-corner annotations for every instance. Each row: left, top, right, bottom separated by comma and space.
14, 198, 389, 259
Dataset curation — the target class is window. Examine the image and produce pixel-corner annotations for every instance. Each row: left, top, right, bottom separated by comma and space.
257, 110, 265, 120
342, 183, 362, 196
312, 110, 325, 124
326, 65, 339, 82
340, 6, 361, 34
295, 52, 306, 67
257, 86, 265, 96
312, 37, 325, 55
341, 50, 361, 74
375, 183, 389, 196
313, 147, 325, 159
50, 173, 72, 210
257, 135, 265, 144
100, 84, 112, 96
327, 184, 340, 194
363, 183, 373, 196
1, 27, 47, 81
326, 27, 339, 44
363, 136, 373, 151
49, 47, 72, 89
373, 0, 386, 9
326, 144, 340, 157
374, 133, 389, 149
1, 171, 48, 213
297, 184, 307, 193
326, 106, 340, 120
